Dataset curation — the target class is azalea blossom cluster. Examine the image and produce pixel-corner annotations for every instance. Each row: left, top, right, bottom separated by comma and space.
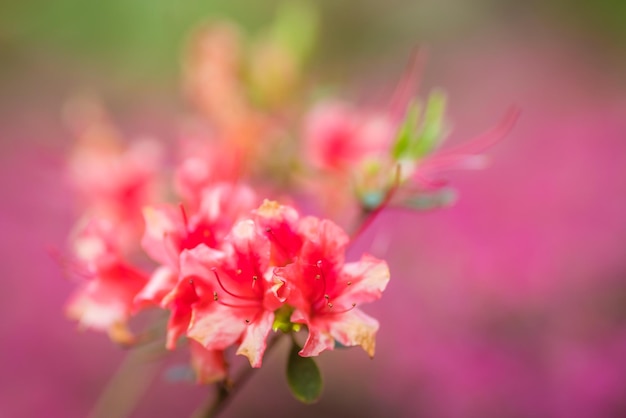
60, 4, 517, 408
67, 181, 389, 384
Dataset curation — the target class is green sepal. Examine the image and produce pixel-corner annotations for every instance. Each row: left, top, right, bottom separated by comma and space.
392, 101, 421, 159
286, 340, 323, 404
411, 89, 447, 158
272, 305, 302, 333
391, 90, 448, 161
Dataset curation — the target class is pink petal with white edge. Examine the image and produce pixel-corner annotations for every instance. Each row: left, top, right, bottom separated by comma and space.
141, 205, 182, 269
187, 303, 248, 350
177, 244, 226, 300
236, 310, 275, 367
229, 218, 270, 265
336, 255, 390, 306
189, 339, 227, 384
134, 266, 178, 309
298, 324, 336, 357
328, 308, 379, 358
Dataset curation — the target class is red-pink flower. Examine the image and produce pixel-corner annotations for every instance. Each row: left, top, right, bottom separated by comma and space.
67, 134, 164, 243
252, 199, 303, 266
183, 219, 285, 367
135, 183, 257, 348
303, 101, 395, 172
65, 218, 148, 344
274, 216, 390, 357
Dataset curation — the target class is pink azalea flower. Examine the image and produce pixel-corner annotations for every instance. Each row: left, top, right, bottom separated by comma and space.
174, 136, 244, 208
303, 101, 396, 172
274, 216, 390, 357
140, 183, 257, 272
64, 218, 148, 344
67, 130, 164, 243
183, 219, 285, 367
135, 183, 257, 348
252, 199, 303, 266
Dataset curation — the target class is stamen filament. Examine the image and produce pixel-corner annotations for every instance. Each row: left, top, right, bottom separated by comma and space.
211, 268, 257, 301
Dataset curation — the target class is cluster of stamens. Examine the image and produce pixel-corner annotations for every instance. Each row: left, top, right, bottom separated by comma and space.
311, 259, 356, 314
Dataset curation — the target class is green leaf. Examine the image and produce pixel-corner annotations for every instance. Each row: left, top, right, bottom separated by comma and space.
410, 89, 447, 158
391, 100, 421, 159
286, 340, 323, 403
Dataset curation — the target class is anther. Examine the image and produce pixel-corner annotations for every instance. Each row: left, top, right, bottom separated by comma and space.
213, 291, 218, 301
315, 274, 321, 280
328, 302, 357, 314
236, 269, 242, 275
245, 319, 251, 324
347, 281, 352, 286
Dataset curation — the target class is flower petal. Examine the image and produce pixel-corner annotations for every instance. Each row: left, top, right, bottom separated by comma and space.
336, 255, 390, 306
298, 325, 335, 357
141, 205, 183, 269
134, 266, 178, 310
236, 311, 275, 367
328, 308, 379, 358
187, 303, 248, 350
189, 339, 227, 384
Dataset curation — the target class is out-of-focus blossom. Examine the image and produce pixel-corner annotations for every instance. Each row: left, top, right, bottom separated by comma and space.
65, 218, 148, 344
64, 99, 164, 244
303, 101, 396, 172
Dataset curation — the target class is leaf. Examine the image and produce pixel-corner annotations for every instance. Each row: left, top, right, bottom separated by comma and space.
286, 340, 323, 403
411, 89, 447, 158
391, 101, 421, 159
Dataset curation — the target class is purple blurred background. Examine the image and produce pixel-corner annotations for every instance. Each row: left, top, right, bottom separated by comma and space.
2, 1, 626, 417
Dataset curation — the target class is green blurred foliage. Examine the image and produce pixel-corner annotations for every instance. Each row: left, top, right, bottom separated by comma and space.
1, 0, 282, 82
1, 0, 625, 88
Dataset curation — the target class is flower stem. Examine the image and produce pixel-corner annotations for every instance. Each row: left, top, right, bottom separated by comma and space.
190, 333, 286, 418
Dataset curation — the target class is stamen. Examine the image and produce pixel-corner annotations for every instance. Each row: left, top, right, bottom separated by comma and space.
327, 303, 357, 314
252, 275, 258, 289
313, 260, 328, 303
213, 291, 218, 301
347, 281, 352, 286
179, 203, 190, 232
211, 267, 257, 301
